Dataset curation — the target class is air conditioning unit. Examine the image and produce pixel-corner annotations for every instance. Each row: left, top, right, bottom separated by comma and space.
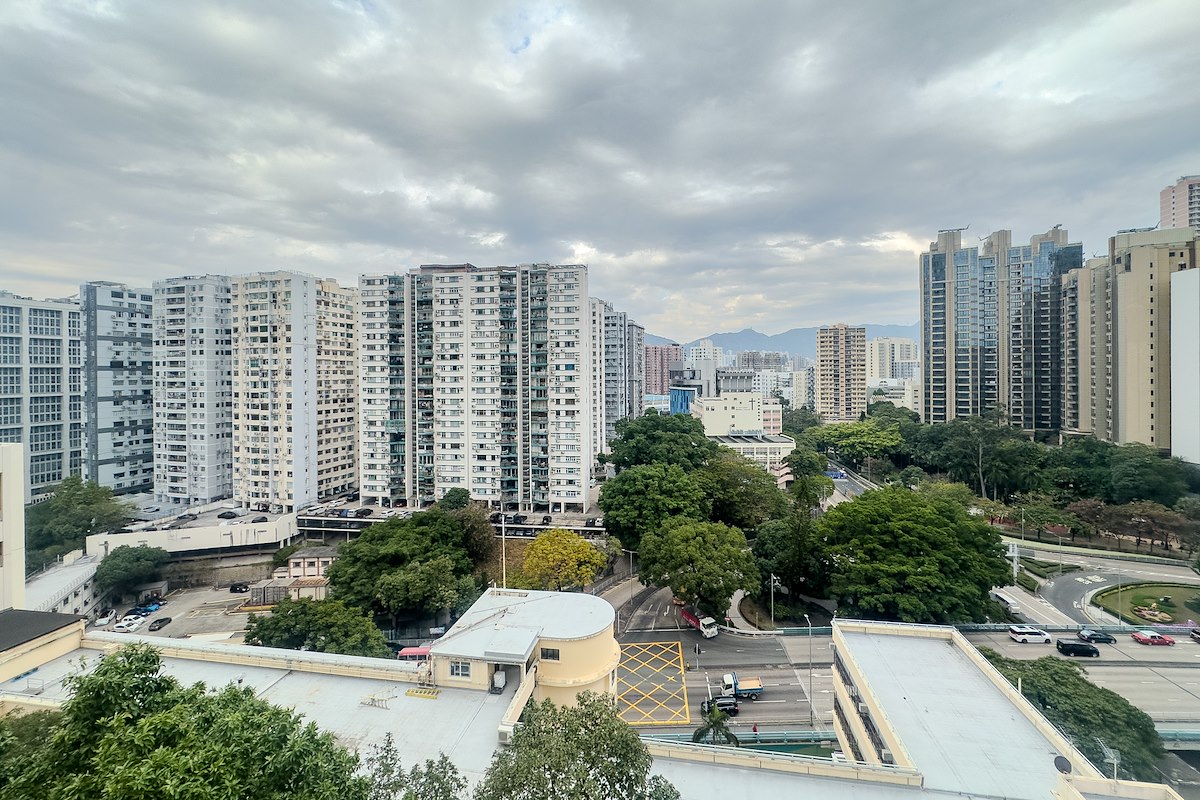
880, 749, 894, 764
858, 702, 870, 714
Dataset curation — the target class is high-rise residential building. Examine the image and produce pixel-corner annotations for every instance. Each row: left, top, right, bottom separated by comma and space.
1172, 267, 1200, 464
152, 275, 233, 507
231, 272, 356, 513
1160, 175, 1200, 231
80, 282, 153, 495
1063, 228, 1198, 450
589, 298, 645, 450
687, 338, 725, 365
1059, 261, 1096, 435
645, 344, 682, 394
814, 324, 865, 422
920, 227, 1081, 430
358, 264, 591, 513
865, 337, 917, 381
735, 350, 791, 371
0, 291, 82, 503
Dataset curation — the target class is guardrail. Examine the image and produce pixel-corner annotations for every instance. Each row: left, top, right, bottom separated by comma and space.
724, 621, 1196, 638
1004, 537, 1194, 567
644, 729, 837, 745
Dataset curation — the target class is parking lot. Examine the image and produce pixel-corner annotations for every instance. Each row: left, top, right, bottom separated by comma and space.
98, 587, 253, 642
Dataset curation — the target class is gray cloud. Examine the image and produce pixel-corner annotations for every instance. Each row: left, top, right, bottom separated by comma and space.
1, 0, 1198, 339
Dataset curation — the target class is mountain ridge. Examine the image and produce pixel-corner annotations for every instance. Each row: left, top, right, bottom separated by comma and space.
644, 323, 919, 357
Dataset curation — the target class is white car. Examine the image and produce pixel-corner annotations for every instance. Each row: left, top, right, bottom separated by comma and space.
113, 618, 144, 633
93, 610, 116, 626
1008, 625, 1051, 644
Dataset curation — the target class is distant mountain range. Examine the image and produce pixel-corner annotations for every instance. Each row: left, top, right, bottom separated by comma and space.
644, 324, 919, 357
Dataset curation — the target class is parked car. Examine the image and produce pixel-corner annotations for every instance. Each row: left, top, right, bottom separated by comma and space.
1191, 629, 1200, 644
489, 512, 502, 523
1008, 625, 1051, 644
355, 507, 373, 517
1131, 630, 1175, 646
347, 491, 360, 501
699, 696, 740, 716
120, 613, 145, 624
229, 582, 250, 593
541, 515, 552, 525
251, 516, 268, 523
113, 618, 143, 633
1056, 639, 1100, 657
93, 609, 116, 626
1077, 629, 1117, 644
217, 510, 239, 519
148, 617, 172, 631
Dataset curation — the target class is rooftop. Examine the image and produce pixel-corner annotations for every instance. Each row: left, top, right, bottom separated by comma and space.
0, 609, 81, 651
430, 588, 614, 663
838, 625, 1096, 799
710, 434, 794, 445
24, 555, 100, 613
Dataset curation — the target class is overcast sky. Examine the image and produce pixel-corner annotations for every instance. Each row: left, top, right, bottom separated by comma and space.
1, 1, 1197, 340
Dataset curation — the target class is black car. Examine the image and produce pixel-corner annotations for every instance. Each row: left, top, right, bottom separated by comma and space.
1056, 638, 1100, 657
541, 515, 552, 525
700, 697, 740, 716
217, 510, 239, 519
229, 583, 250, 593
355, 507, 374, 517
489, 513, 502, 523
251, 516, 269, 523
1077, 629, 1117, 644
148, 617, 172, 631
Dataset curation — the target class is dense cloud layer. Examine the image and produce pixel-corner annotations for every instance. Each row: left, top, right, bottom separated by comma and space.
1, 1, 1197, 340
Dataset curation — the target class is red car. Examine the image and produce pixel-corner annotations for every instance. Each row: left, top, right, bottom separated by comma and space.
1131, 630, 1175, 646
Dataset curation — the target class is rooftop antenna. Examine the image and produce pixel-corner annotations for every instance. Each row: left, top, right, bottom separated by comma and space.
1095, 738, 1121, 780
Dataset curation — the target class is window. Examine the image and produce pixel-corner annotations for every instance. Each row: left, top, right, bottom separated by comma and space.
29, 367, 60, 395
0, 307, 20, 334
29, 452, 63, 486
29, 396, 61, 423
27, 309, 62, 336
449, 660, 471, 678
0, 369, 19, 396
0, 337, 19, 364
28, 338, 61, 365
539, 647, 560, 661
0, 398, 20, 426
29, 425, 61, 453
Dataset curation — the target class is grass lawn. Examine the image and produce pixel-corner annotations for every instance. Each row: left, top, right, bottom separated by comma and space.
1093, 582, 1200, 626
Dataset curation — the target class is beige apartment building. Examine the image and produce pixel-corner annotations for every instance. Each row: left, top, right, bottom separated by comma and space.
815, 324, 865, 422
1160, 175, 1200, 231
231, 272, 356, 512
644, 343, 681, 395
1062, 228, 1199, 450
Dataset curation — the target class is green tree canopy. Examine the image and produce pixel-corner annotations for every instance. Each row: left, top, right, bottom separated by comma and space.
2, 644, 369, 800
437, 488, 471, 510
25, 475, 134, 572
377, 557, 477, 617
94, 545, 170, 598
475, 692, 679, 800
598, 462, 709, 552
522, 528, 606, 591
752, 514, 828, 599
817, 486, 1009, 623
981, 649, 1163, 781
602, 410, 718, 473
639, 517, 758, 616
691, 706, 739, 746
696, 447, 790, 531
326, 509, 474, 616
781, 405, 822, 440
808, 419, 902, 469
245, 597, 392, 658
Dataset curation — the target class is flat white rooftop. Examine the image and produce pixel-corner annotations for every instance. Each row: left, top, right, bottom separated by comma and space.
2, 639, 508, 783
839, 628, 1090, 800
24, 555, 100, 613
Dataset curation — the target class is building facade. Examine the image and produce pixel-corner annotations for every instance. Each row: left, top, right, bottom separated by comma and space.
865, 337, 917, 382
920, 227, 1081, 430
0, 292, 82, 502
590, 299, 645, 451
0, 444, 26, 610
1064, 228, 1198, 450
81, 282, 154, 495
152, 275, 233, 507
644, 343, 682, 394
735, 350, 791, 371
1160, 175, 1200, 231
814, 324, 866, 422
358, 264, 592, 513
231, 272, 356, 513
1172, 268, 1200, 464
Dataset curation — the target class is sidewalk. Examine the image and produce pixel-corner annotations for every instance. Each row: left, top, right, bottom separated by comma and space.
726, 589, 760, 632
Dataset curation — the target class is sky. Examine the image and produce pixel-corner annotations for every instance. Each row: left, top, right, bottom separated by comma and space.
1, 1, 1198, 342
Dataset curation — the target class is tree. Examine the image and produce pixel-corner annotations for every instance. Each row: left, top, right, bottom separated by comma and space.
639, 517, 758, 616
808, 419, 902, 470
376, 556, 465, 616
326, 509, 474, 617
245, 597, 392, 658
602, 410, 718, 473
914, 480, 977, 509
3, 644, 369, 800
691, 706, 739, 746
1176, 494, 1200, 522
1108, 444, 1192, 507
364, 734, 466, 800
475, 692, 679, 800
522, 528, 606, 591
24, 475, 134, 571
598, 463, 709, 551
696, 448, 790, 531
438, 488, 471, 510
817, 486, 1009, 624
781, 405, 822, 439
93, 545, 170, 597
752, 514, 828, 599
448, 502, 497, 563
981, 649, 1163, 781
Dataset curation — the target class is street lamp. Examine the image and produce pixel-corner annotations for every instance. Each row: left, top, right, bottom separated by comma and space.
501, 516, 507, 589
770, 573, 779, 627
803, 613, 814, 728
622, 548, 637, 633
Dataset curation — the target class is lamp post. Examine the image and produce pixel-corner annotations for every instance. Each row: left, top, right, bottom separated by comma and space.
804, 613, 814, 728
501, 516, 507, 589
622, 548, 636, 633
770, 574, 779, 627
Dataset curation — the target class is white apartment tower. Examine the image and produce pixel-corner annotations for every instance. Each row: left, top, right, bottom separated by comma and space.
358, 264, 592, 513
152, 275, 233, 507
1160, 175, 1200, 231
592, 298, 645, 449
231, 272, 356, 513
866, 337, 917, 382
81, 282, 154, 495
815, 324, 866, 422
0, 291, 82, 502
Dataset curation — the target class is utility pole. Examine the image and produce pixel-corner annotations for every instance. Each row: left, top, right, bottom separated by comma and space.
804, 613, 814, 728
770, 573, 779, 626
501, 516, 507, 589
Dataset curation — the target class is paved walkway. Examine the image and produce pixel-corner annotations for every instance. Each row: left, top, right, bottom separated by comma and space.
726, 589, 760, 632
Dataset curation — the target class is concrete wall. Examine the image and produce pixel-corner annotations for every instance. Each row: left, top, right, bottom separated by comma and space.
534, 623, 620, 705
0, 621, 85, 684
0, 443, 26, 610
86, 514, 299, 558
1171, 269, 1200, 464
